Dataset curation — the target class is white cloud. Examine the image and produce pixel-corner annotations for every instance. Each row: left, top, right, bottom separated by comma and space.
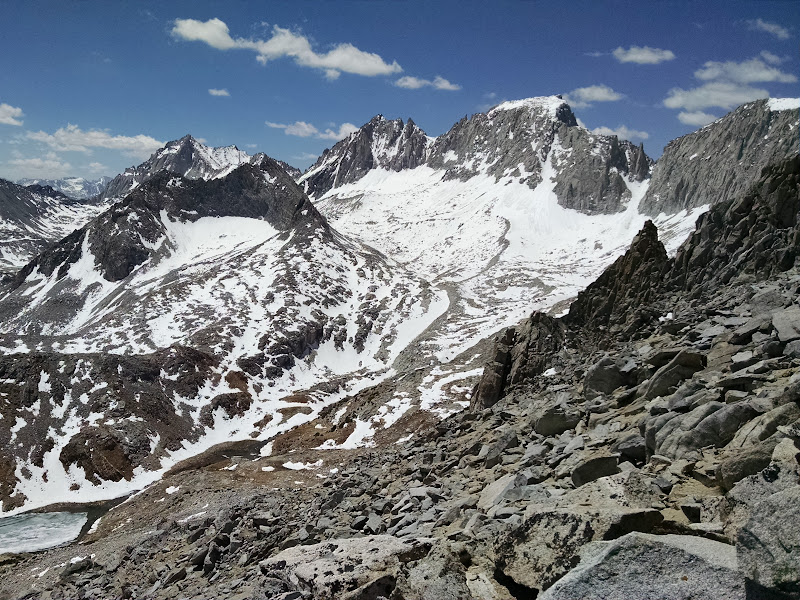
664, 81, 769, 111
0, 103, 24, 126
208, 88, 230, 96
663, 54, 794, 115
172, 18, 402, 79
760, 50, 784, 65
747, 18, 790, 40
591, 125, 649, 141
86, 161, 109, 174
8, 152, 72, 179
612, 46, 676, 64
564, 84, 624, 108
266, 120, 358, 141
294, 152, 320, 161
677, 111, 717, 126
318, 123, 359, 140
694, 57, 796, 84
27, 124, 164, 158
395, 75, 461, 91
171, 17, 237, 50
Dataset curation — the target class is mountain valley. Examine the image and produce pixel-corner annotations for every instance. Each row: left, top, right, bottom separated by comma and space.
0, 95, 797, 600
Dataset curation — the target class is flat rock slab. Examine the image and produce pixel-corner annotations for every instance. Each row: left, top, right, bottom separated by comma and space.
540, 532, 745, 600
772, 306, 800, 342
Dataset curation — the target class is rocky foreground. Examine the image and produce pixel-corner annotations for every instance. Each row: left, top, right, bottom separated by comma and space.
2, 158, 799, 599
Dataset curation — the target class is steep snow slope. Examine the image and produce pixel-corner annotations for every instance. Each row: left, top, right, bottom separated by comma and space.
0, 159, 446, 514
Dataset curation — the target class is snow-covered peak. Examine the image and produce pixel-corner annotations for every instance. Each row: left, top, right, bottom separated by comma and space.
100, 135, 254, 201
488, 95, 570, 118
768, 97, 799, 112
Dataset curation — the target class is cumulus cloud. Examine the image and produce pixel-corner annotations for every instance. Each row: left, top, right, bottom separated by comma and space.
27, 124, 164, 158
664, 81, 770, 111
8, 152, 72, 179
663, 54, 794, 118
394, 75, 461, 91
677, 111, 717, 126
266, 120, 358, 141
208, 88, 230, 96
86, 161, 109, 174
747, 18, 790, 40
0, 103, 24, 126
564, 84, 624, 108
172, 18, 402, 80
591, 125, 649, 141
612, 46, 676, 64
694, 56, 796, 84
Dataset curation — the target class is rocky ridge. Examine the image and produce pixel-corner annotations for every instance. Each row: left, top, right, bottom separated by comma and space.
302, 96, 652, 216
99, 135, 254, 202
641, 98, 799, 216
2, 162, 798, 599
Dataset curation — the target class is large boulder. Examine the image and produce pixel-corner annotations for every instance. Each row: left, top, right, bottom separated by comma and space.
539, 533, 745, 600
737, 485, 800, 597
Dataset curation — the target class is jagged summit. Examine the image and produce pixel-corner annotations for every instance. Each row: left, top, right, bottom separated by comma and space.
299, 114, 429, 197
301, 95, 651, 213
100, 134, 253, 201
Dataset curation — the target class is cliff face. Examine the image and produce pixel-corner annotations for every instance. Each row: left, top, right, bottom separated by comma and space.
640, 99, 799, 216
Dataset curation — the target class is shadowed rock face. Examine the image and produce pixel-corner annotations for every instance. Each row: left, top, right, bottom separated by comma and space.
640, 99, 799, 216
301, 116, 429, 198
667, 156, 800, 294
12, 157, 323, 288
564, 220, 669, 336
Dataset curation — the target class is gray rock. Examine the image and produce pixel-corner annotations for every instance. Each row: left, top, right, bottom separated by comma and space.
737, 486, 800, 597
571, 454, 620, 488
534, 403, 582, 436
641, 350, 707, 402
539, 533, 745, 600
772, 306, 800, 343
259, 535, 432, 600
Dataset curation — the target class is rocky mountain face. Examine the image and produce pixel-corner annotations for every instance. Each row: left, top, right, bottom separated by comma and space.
3, 156, 798, 600
427, 97, 651, 214
0, 179, 107, 276
0, 156, 445, 514
300, 115, 429, 198
302, 96, 652, 216
17, 176, 112, 200
99, 135, 254, 201
641, 98, 799, 216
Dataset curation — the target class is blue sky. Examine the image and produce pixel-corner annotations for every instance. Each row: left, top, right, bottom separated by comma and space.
0, 0, 797, 181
